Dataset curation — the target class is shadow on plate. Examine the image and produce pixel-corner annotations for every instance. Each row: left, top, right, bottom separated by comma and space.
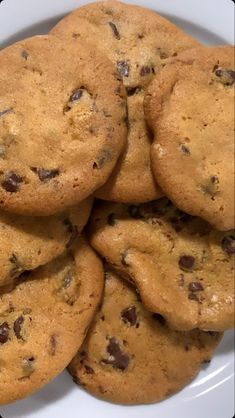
0, 370, 73, 418
0, 12, 226, 50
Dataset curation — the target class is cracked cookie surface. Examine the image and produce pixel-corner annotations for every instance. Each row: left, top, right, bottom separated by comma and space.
0, 35, 126, 215
145, 45, 235, 230
89, 198, 234, 331
0, 237, 104, 405
69, 269, 222, 404
0, 198, 92, 289
51, 0, 198, 203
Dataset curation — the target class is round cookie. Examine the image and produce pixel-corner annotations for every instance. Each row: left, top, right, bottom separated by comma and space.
0, 198, 92, 290
89, 199, 235, 331
145, 45, 235, 230
51, 0, 199, 203
0, 35, 126, 215
0, 237, 104, 405
69, 269, 222, 404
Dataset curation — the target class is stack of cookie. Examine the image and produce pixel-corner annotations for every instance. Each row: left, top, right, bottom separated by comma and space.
0, 0, 234, 407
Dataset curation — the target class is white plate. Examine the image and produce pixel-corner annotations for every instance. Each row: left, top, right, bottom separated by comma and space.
0, 1, 234, 417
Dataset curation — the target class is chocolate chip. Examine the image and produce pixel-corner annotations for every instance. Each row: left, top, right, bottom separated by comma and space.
121, 306, 137, 326
215, 68, 235, 86
70, 90, 83, 102
84, 365, 94, 374
117, 60, 129, 77
9, 253, 23, 277
180, 144, 190, 155
221, 236, 235, 255
188, 292, 199, 302
188, 282, 204, 292
0, 144, 6, 159
30, 167, 59, 182
62, 271, 73, 289
128, 205, 143, 219
13, 316, 24, 339
210, 175, 219, 184
107, 213, 116, 226
21, 50, 29, 60
140, 66, 151, 76
109, 22, 121, 40
126, 86, 141, 96
0, 322, 10, 344
93, 149, 111, 169
1, 172, 23, 193
178, 255, 195, 271
0, 108, 13, 117
152, 313, 166, 326
102, 337, 129, 370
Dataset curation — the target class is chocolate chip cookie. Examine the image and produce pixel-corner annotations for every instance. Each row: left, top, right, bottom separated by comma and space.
69, 269, 222, 404
0, 198, 92, 290
51, 0, 199, 203
0, 35, 126, 215
145, 45, 235, 230
0, 237, 104, 405
89, 199, 234, 331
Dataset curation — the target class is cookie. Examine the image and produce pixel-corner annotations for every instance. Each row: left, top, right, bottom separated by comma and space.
89, 199, 234, 331
0, 35, 126, 215
145, 45, 235, 230
51, 0, 199, 203
0, 237, 104, 405
69, 268, 222, 404
0, 198, 92, 290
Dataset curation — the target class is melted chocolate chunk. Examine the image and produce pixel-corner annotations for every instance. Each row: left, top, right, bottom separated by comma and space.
1, 172, 23, 193
117, 60, 129, 77
188, 292, 199, 302
221, 236, 235, 255
84, 365, 94, 374
178, 255, 195, 271
188, 282, 204, 292
102, 337, 129, 370
215, 68, 235, 86
180, 144, 190, 155
70, 89, 84, 102
62, 271, 73, 289
13, 316, 24, 339
0, 108, 13, 118
9, 253, 23, 277
21, 50, 29, 60
30, 167, 59, 182
0, 322, 10, 344
140, 66, 151, 76
107, 213, 116, 226
121, 306, 137, 326
109, 22, 121, 40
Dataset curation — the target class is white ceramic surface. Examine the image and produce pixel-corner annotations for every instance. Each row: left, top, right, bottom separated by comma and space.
0, 1, 234, 417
